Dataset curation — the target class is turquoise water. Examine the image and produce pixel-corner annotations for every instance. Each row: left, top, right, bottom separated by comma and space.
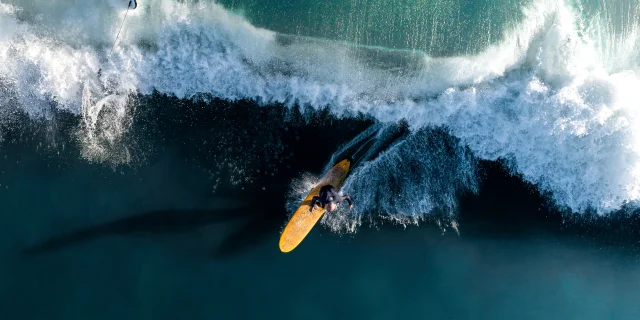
2, 0, 640, 318
217, 0, 528, 56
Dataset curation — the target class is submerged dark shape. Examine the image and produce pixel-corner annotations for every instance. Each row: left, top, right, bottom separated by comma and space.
20, 184, 294, 259
22, 207, 251, 255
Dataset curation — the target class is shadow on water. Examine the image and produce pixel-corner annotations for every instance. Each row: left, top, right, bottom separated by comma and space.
212, 206, 284, 259
21, 207, 252, 255
20, 189, 288, 258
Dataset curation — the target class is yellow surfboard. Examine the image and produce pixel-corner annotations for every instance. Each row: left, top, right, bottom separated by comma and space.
279, 159, 351, 253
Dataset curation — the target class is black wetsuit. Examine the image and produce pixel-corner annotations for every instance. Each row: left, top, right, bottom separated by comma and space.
310, 185, 352, 209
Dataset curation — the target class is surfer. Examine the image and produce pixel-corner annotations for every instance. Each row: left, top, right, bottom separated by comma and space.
309, 185, 353, 212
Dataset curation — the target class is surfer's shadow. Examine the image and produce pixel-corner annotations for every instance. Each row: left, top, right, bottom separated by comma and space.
19, 205, 283, 260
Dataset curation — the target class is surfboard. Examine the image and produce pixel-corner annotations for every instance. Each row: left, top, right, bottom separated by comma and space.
279, 159, 351, 253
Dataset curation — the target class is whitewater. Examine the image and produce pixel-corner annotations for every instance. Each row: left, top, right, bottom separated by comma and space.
1, 0, 640, 231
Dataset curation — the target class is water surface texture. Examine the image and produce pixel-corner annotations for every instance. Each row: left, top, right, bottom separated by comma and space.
2, 0, 640, 319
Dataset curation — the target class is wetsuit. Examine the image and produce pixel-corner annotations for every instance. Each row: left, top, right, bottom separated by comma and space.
310, 185, 352, 209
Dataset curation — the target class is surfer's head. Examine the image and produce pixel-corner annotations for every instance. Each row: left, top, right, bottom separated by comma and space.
326, 202, 337, 212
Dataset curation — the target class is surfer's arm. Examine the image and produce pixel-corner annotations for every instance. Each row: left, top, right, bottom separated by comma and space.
341, 195, 353, 206
310, 196, 320, 207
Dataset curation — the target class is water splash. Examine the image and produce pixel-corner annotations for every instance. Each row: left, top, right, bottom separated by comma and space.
320, 126, 479, 233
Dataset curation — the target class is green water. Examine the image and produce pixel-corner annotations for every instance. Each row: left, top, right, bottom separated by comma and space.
216, 0, 530, 56
576, 0, 640, 71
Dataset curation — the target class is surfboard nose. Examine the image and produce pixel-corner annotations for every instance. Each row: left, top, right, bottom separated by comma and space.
338, 158, 350, 169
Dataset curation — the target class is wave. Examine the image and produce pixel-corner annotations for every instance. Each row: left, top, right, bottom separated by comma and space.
1, 0, 640, 221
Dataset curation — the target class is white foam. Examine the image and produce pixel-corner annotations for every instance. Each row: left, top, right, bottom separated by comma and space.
1, 0, 640, 216
319, 126, 479, 233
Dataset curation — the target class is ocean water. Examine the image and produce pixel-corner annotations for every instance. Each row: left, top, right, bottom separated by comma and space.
2, 0, 640, 319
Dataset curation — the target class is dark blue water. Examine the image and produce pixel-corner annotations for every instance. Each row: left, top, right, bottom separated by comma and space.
1, 96, 639, 320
